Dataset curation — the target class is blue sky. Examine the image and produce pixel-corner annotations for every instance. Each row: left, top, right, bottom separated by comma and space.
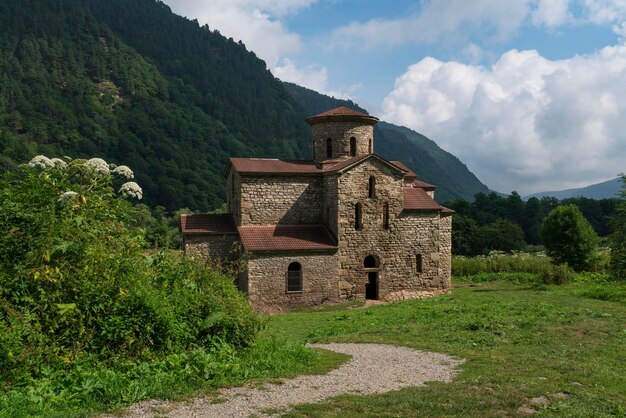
163, 0, 626, 195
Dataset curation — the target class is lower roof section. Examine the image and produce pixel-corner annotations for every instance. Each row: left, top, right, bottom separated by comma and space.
180, 213, 237, 235
238, 225, 337, 252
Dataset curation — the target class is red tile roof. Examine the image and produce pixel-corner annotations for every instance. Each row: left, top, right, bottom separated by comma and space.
306, 106, 379, 125
411, 179, 437, 190
390, 161, 416, 178
314, 107, 370, 117
180, 213, 237, 235
238, 225, 337, 251
228, 158, 321, 174
403, 187, 445, 211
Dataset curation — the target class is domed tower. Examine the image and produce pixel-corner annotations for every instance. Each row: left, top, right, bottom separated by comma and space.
306, 107, 379, 162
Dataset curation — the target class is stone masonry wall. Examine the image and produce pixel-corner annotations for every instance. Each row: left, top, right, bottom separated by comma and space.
246, 251, 340, 311
185, 234, 239, 263
312, 122, 374, 161
227, 171, 242, 225
240, 175, 323, 225
336, 159, 451, 301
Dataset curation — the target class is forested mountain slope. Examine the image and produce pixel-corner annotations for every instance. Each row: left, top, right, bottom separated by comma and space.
284, 83, 491, 202
0, 0, 488, 210
0, 0, 308, 211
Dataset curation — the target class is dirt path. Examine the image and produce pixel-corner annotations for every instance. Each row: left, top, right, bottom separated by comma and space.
114, 343, 464, 417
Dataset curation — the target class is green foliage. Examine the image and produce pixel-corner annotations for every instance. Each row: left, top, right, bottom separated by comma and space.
447, 191, 619, 252
609, 174, 626, 279
541, 263, 574, 285
452, 216, 525, 256
540, 205, 599, 271
452, 252, 553, 277
0, 159, 260, 403
0, 0, 310, 212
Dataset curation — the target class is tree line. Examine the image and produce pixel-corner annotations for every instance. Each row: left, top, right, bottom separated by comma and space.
445, 191, 620, 256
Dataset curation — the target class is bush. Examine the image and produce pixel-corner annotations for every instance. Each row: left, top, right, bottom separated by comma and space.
541, 263, 574, 285
452, 252, 552, 276
540, 205, 599, 271
609, 174, 626, 279
0, 157, 260, 386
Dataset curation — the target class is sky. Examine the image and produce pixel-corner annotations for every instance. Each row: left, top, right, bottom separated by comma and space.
162, 0, 626, 195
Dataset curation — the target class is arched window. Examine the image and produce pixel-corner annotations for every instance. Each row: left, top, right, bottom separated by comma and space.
364, 255, 378, 268
355, 203, 363, 230
350, 137, 357, 156
382, 201, 389, 229
287, 262, 302, 292
416, 254, 423, 273
326, 138, 332, 159
368, 176, 376, 198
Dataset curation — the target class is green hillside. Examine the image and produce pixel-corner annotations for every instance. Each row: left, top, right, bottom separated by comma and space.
284, 83, 490, 202
0, 0, 488, 210
0, 0, 308, 211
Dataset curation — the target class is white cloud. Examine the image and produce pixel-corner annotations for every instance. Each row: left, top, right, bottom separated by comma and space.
162, 0, 351, 97
329, 0, 626, 50
163, 0, 316, 67
382, 46, 626, 194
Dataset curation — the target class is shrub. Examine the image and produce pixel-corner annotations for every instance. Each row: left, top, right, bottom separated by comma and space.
0, 157, 259, 385
541, 263, 574, 285
609, 174, 626, 279
540, 205, 599, 271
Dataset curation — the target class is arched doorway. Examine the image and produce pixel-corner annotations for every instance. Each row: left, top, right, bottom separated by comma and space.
364, 255, 379, 300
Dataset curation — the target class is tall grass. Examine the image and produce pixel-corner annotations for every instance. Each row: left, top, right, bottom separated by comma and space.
452, 251, 552, 276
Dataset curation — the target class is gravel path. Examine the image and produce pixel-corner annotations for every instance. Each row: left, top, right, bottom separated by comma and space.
114, 343, 464, 417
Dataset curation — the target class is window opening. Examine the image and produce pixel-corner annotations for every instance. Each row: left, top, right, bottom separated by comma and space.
287, 262, 302, 292
355, 203, 363, 230
368, 176, 376, 198
416, 254, 423, 273
383, 201, 389, 229
350, 137, 357, 156
326, 138, 332, 159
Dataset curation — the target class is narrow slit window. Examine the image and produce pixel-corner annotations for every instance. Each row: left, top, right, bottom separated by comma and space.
382, 201, 389, 229
368, 176, 376, 198
287, 262, 302, 292
350, 137, 357, 156
355, 203, 362, 230
368, 138, 372, 153
416, 254, 423, 273
326, 138, 332, 159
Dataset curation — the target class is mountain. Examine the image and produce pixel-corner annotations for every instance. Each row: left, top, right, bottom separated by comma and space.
0, 0, 308, 211
525, 177, 622, 200
0, 0, 488, 211
283, 83, 490, 202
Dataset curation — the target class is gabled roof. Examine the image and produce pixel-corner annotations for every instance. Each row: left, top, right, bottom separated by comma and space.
306, 106, 379, 126
323, 154, 407, 176
226, 158, 320, 175
225, 154, 408, 178
238, 225, 337, 252
411, 179, 437, 190
180, 213, 237, 235
390, 161, 417, 178
403, 187, 445, 211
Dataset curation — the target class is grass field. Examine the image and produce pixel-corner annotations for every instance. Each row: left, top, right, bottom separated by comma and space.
264, 277, 626, 417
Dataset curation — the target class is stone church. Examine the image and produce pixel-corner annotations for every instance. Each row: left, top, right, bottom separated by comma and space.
181, 107, 453, 311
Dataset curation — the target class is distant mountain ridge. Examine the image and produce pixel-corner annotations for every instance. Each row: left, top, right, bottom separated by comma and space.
525, 177, 622, 200
284, 83, 491, 202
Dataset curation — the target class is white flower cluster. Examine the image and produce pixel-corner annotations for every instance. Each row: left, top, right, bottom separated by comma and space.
58, 191, 78, 204
86, 158, 110, 175
113, 165, 134, 179
28, 155, 55, 169
119, 182, 143, 200
50, 158, 67, 169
